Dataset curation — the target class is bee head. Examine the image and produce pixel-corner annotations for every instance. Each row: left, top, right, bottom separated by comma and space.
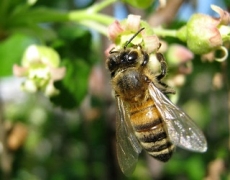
107, 48, 139, 71
106, 28, 149, 75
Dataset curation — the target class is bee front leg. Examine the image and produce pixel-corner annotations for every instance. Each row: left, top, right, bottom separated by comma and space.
156, 53, 167, 81
155, 53, 175, 94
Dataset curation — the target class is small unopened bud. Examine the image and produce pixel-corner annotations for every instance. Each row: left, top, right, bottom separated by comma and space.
166, 44, 194, 65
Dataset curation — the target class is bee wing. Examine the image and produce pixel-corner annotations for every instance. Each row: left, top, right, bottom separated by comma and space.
149, 83, 207, 152
116, 97, 142, 176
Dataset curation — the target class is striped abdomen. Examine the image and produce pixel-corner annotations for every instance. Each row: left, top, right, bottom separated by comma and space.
129, 98, 175, 162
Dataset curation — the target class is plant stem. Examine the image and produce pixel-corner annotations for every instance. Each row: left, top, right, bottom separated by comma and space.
68, 0, 116, 28
9, 7, 115, 36
68, 11, 114, 26
87, 0, 117, 13
153, 28, 177, 38
79, 21, 108, 36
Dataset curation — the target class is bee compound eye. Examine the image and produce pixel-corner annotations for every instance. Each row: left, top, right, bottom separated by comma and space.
127, 51, 138, 62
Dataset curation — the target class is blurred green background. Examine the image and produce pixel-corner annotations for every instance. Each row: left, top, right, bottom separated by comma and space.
0, 0, 229, 179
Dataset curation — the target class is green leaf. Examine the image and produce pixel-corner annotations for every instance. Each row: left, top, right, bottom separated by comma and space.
50, 27, 94, 108
50, 58, 90, 108
53, 25, 94, 64
0, 33, 36, 77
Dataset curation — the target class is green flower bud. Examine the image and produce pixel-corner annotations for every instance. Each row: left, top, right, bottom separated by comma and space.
177, 25, 187, 42
186, 14, 222, 54
177, 5, 230, 55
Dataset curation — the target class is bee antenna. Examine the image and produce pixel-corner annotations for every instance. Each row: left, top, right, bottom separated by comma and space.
124, 27, 145, 49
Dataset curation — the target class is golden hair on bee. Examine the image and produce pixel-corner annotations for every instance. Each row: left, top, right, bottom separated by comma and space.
106, 28, 207, 176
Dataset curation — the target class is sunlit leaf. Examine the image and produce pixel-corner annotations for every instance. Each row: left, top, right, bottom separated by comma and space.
50, 27, 94, 108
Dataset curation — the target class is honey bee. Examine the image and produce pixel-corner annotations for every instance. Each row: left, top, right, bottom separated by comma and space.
106, 28, 207, 175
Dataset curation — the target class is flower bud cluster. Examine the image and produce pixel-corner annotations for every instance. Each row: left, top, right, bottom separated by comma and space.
177, 5, 229, 58
13, 45, 66, 97
106, 14, 161, 55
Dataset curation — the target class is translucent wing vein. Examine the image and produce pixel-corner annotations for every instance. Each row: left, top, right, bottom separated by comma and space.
116, 97, 142, 176
149, 83, 207, 152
